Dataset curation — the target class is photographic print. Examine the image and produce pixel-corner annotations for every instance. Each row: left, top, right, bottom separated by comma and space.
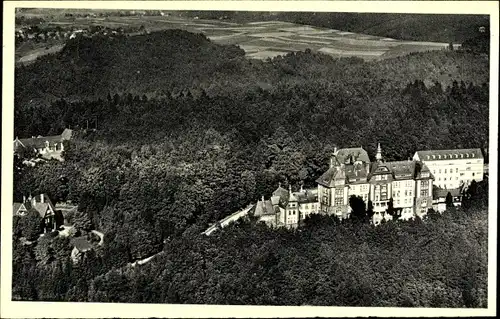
2, 1, 498, 318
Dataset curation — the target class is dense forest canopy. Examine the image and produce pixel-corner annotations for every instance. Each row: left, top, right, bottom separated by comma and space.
12, 27, 490, 307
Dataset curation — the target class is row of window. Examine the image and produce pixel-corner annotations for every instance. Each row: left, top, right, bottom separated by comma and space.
393, 190, 413, 197
426, 153, 475, 160
375, 175, 389, 181
433, 167, 473, 175
393, 180, 414, 188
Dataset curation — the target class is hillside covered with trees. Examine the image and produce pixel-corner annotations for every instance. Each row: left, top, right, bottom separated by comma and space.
12, 29, 490, 307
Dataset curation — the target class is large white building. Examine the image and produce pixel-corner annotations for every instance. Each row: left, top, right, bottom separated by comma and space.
316, 144, 434, 221
413, 148, 484, 190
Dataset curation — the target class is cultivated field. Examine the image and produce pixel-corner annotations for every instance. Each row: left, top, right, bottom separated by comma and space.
16, 11, 458, 62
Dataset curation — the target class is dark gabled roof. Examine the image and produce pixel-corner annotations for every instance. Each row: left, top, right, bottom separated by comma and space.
272, 186, 288, 199
368, 162, 392, 177
316, 166, 345, 187
31, 195, 56, 218
416, 148, 483, 161
385, 161, 416, 180
72, 237, 93, 252
335, 147, 370, 164
295, 190, 318, 204
254, 199, 276, 216
345, 162, 369, 184
13, 194, 56, 218
17, 135, 63, 150
13, 129, 73, 151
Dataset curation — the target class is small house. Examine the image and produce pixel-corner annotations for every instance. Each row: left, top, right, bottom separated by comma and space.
13, 194, 63, 233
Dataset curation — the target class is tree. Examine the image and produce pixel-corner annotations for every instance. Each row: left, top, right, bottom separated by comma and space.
445, 192, 454, 208
73, 209, 93, 232
18, 211, 43, 241
349, 195, 367, 223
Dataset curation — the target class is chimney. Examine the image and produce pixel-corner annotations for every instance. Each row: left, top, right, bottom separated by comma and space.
330, 157, 334, 168
334, 146, 338, 154
23, 195, 26, 202
289, 184, 292, 195
300, 184, 304, 192
41, 194, 44, 203
261, 195, 264, 202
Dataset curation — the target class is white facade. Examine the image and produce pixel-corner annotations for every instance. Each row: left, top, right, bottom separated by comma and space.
413, 149, 484, 189
391, 179, 415, 218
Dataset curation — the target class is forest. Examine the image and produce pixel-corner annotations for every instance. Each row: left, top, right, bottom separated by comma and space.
12, 29, 490, 306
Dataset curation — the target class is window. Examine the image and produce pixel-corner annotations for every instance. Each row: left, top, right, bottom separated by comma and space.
472, 173, 475, 177
335, 198, 343, 206
375, 175, 381, 181
335, 188, 343, 197
444, 177, 447, 181
421, 180, 429, 188
466, 167, 471, 171
439, 169, 442, 173
421, 189, 429, 197
444, 169, 447, 174
421, 199, 427, 207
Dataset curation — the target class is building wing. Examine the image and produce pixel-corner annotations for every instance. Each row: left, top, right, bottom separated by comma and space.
415, 149, 484, 161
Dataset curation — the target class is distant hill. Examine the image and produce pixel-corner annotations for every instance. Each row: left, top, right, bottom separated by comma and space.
14, 29, 488, 110
15, 30, 246, 106
178, 11, 489, 44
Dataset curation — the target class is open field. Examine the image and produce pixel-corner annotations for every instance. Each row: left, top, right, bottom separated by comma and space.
16, 11, 455, 63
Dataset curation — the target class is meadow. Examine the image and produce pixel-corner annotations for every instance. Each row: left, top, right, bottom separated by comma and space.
15, 12, 457, 62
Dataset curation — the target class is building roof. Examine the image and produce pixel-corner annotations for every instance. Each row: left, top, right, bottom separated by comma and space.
316, 166, 345, 187
368, 160, 433, 181
16, 135, 63, 150
385, 161, 416, 180
13, 129, 73, 152
295, 190, 318, 203
72, 237, 93, 252
254, 199, 276, 216
270, 195, 281, 206
13, 194, 56, 218
334, 147, 370, 164
345, 162, 369, 184
272, 185, 288, 199
415, 148, 483, 161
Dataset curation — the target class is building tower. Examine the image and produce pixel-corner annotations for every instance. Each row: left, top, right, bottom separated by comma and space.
376, 143, 383, 162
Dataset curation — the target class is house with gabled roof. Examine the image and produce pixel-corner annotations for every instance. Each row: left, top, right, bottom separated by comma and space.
317, 146, 371, 219
13, 194, 62, 233
13, 128, 73, 161
253, 183, 319, 229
